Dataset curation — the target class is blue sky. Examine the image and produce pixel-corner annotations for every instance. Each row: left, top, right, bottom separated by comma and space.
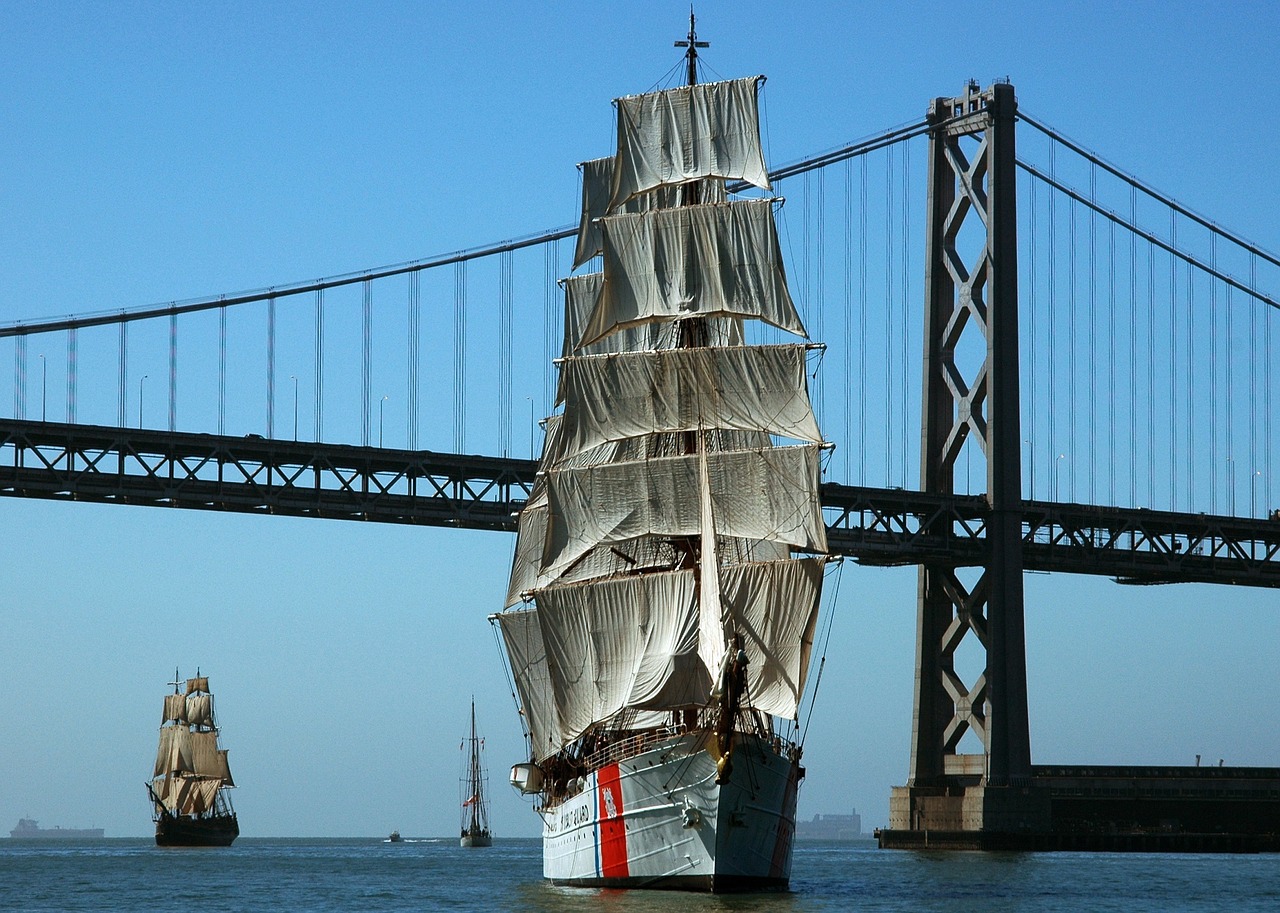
1, 2, 1278, 839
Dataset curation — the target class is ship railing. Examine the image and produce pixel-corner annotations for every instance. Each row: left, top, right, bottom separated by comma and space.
583, 726, 686, 771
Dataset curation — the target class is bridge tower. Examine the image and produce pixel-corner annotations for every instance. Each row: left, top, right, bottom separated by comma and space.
887, 81, 1052, 840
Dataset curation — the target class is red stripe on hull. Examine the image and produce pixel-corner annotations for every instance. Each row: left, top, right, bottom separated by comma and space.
597, 762, 629, 878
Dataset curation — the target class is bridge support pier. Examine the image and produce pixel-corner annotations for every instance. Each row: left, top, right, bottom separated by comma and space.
886, 80, 1050, 844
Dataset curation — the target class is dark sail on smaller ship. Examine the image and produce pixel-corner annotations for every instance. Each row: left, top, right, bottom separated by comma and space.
460, 700, 492, 847
147, 669, 239, 847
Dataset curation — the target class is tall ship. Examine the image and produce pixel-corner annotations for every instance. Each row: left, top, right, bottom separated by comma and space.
492, 15, 831, 892
9, 818, 104, 839
460, 700, 493, 847
147, 670, 239, 846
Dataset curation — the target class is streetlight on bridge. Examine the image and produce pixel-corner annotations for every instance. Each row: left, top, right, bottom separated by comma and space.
1054, 453, 1066, 502
1253, 470, 1263, 518
291, 375, 298, 442
379, 395, 389, 448
38, 354, 46, 422
138, 375, 148, 428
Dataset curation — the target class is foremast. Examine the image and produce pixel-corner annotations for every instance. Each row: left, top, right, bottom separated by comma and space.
494, 23, 830, 797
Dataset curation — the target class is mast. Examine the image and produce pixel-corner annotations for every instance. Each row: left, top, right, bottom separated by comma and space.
674, 8, 708, 88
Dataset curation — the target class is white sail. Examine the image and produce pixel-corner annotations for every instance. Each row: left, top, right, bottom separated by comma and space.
542, 443, 827, 578
561, 272, 678, 358
537, 570, 711, 750
609, 76, 770, 209
493, 608, 563, 763
575, 156, 727, 269
556, 345, 822, 459
721, 557, 826, 720
579, 200, 805, 349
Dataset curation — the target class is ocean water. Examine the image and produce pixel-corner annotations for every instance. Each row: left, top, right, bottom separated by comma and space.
1, 837, 1276, 912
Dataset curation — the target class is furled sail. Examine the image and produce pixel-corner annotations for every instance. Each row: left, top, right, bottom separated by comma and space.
493, 608, 563, 763
536, 570, 710, 751
555, 345, 822, 459
542, 444, 827, 577
609, 76, 770, 210
578, 200, 805, 349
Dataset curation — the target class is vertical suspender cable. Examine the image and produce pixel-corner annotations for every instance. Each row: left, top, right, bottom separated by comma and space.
314, 289, 325, 443
1129, 186, 1138, 506
1088, 164, 1097, 504
118, 319, 127, 426
1068, 198, 1076, 500
843, 157, 852, 482
16, 333, 27, 420
1226, 284, 1234, 512
859, 155, 868, 486
1264, 256, 1273, 514
1209, 235, 1218, 512
1186, 260, 1194, 509
219, 306, 227, 436
67, 326, 77, 424
1047, 143, 1057, 497
884, 144, 894, 487
900, 140, 910, 486
815, 168, 826, 420
1107, 219, 1116, 504
169, 312, 178, 432
362, 280, 372, 447
454, 262, 467, 453
1147, 242, 1155, 508
543, 239, 554, 417
267, 296, 277, 439
1168, 213, 1177, 509
1249, 254, 1258, 514
499, 250, 513, 457
1027, 178, 1037, 499
409, 271, 421, 449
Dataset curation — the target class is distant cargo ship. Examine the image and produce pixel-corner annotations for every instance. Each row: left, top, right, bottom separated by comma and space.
9, 818, 104, 839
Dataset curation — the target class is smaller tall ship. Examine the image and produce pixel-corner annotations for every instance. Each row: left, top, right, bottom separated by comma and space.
147, 670, 239, 847
460, 700, 493, 847
9, 818, 104, 839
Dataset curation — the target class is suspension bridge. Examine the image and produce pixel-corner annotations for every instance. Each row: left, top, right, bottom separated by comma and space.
3, 80, 1277, 848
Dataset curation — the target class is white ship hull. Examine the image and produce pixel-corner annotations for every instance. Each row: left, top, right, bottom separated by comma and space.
540, 732, 800, 892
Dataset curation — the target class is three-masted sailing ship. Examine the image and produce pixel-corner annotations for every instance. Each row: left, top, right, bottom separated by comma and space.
147, 670, 239, 846
460, 700, 493, 847
492, 17, 830, 892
